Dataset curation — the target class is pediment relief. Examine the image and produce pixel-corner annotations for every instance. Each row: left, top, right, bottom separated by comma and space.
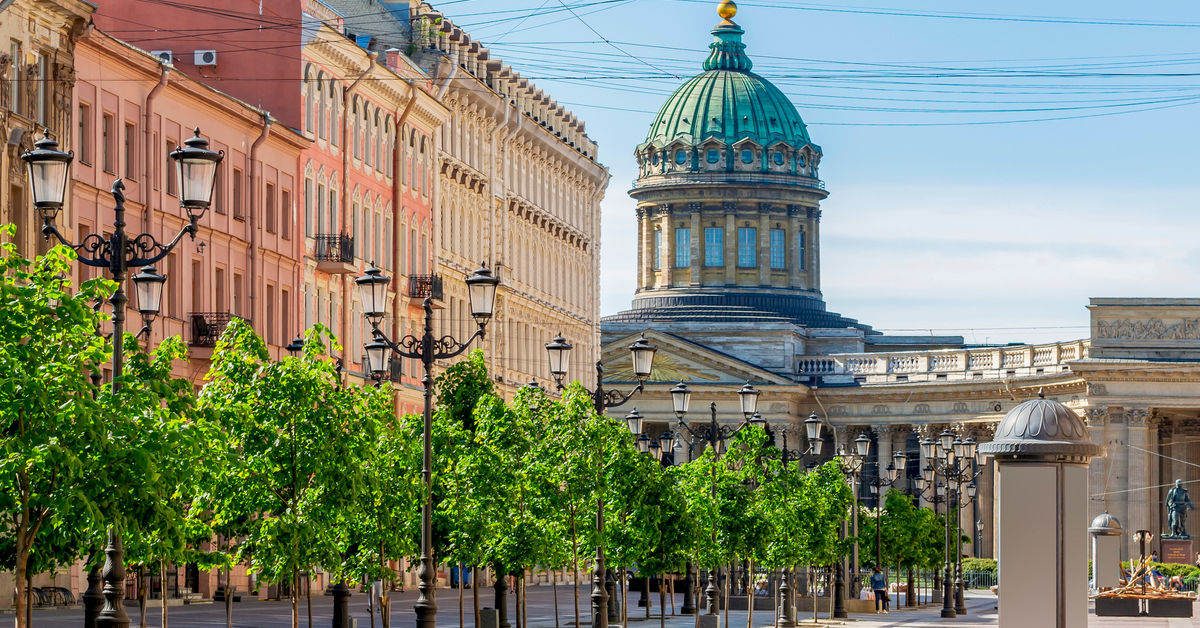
601, 331, 794, 386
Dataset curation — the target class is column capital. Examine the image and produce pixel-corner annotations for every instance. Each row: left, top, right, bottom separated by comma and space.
1126, 407, 1151, 427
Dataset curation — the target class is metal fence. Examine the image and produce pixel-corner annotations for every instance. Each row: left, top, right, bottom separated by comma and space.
314, 233, 354, 263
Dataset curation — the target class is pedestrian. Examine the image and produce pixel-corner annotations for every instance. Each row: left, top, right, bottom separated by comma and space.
1194, 551, 1200, 569
869, 567, 888, 614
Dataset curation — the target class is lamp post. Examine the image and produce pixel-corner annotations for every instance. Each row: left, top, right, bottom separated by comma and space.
359, 263, 500, 628
830, 433, 870, 619
866, 450, 908, 570
669, 382, 766, 619
545, 333, 657, 628
767, 417, 824, 628
918, 430, 981, 619
21, 128, 221, 628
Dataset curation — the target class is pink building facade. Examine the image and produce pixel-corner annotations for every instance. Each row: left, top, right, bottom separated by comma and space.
69, 27, 310, 598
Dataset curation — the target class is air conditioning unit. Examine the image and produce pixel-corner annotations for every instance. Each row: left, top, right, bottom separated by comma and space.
194, 50, 217, 66
150, 50, 174, 65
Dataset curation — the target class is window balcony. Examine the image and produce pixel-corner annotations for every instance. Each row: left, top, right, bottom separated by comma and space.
189, 312, 247, 348
314, 233, 355, 274
408, 274, 443, 302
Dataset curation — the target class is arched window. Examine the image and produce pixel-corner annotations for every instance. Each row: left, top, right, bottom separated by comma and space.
408, 131, 418, 190
374, 204, 383, 265
303, 65, 315, 134
384, 212, 393, 270
329, 78, 340, 147
365, 210, 374, 263
316, 176, 326, 237
419, 136, 428, 197
375, 111, 384, 173
352, 195, 361, 257
327, 182, 338, 234
317, 71, 328, 140
303, 163, 314, 236
352, 97, 361, 159
364, 104, 373, 168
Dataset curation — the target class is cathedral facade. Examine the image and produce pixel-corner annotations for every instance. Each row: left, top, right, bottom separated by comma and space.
600, 2, 1197, 562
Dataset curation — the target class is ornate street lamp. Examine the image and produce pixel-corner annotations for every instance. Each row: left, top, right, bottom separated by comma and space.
543, 332, 658, 627
22, 127, 220, 628
673, 386, 769, 619
358, 262, 499, 628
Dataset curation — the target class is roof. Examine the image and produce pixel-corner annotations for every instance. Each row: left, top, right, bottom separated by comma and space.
640, 15, 814, 153
979, 392, 1104, 460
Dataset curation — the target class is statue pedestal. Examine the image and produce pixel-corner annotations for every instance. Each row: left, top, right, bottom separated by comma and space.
1160, 538, 1192, 564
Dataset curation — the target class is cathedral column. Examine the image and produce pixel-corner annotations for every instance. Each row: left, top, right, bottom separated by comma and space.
757, 210, 770, 285
1085, 408, 1109, 528
663, 209, 675, 288
788, 207, 802, 289
809, 208, 821, 292
723, 205, 736, 285
875, 425, 892, 506
1125, 408, 1153, 554
689, 209, 702, 286
638, 207, 653, 291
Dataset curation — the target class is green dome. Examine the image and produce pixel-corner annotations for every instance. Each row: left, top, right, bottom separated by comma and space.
641, 21, 814, 152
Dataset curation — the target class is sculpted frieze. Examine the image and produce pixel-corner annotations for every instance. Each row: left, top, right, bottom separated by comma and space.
1096, 318, 1200, 341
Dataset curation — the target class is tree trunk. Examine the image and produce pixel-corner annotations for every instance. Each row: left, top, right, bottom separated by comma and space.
515, 573, 523, 628
472, 567, 480, 628
645, 575, 651, 619
723, 566, 730, 628
552, 569, 559, 628
224, 568, 233, 628
291, 569, 299, 628
621, 568, 629, 628
15, 542, 28, 628
139, 566, 149, 628
571, 528, 579, 628
161, 562, 169, 628
659, 574, 666, 628
459, 566, 465, 628
745, 560, 753, 628
306, 573, 313, 628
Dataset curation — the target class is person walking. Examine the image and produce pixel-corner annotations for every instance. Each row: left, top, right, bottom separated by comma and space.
870, 568, 889, 614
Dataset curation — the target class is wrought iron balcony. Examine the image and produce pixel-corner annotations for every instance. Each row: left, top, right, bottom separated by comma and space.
408, 274, 443, 301
314, 233, 355, 273
189, 312, 247, 348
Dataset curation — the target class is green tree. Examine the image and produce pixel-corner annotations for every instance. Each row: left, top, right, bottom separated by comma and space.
198, 321, 369, 628
0, 236, 112, 628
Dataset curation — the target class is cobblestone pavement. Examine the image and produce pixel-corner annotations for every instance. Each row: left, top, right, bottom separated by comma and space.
18, 587, 1200, 627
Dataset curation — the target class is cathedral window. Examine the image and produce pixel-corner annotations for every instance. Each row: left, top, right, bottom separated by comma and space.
675, 228, 691, 267
653, 229, 662, 270
738, 227, 757, 267
706, 149, 721, 164
769, 229, 786, 269
740, 149, 754, 164
675, 149, 688, 165
772, 151, 785, 166
704, 228, 723, 266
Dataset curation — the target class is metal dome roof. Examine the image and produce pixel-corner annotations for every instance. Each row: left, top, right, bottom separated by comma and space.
640, 19, 814, 152
1089, 513, 1124, 536
979, 391, 1105, 459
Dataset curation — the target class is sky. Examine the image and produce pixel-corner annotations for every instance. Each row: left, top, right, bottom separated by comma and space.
437, 0, 1200, 345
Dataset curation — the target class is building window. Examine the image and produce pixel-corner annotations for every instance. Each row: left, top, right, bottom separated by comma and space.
770, 228, 785, 269
316, 183, 325, 233
166, 252, 179, 318
706, 149, 720, 164
266, 284, 276, 345
738, 227, 756, 267
797, 230, 806, 270
281, 189, 291, 240
124, 122, 136, 179
281, 288, 290, 340
77, 104, 92, 164
102, 113, 115, 174
265, 182, 276, 234
233, 272, 243, 317
652, 229, 662, 270
213, 165, 225, 214
704, 227, 723, 266
674, 149, 687, 165
8, 41, 19, 113
165, 139, 177, 195
674, 227, 690, 267
740, 149, 754, 164
304, 179, 313, 237
214, 267, 225, 311
232, 168, 244, 220
772, 151, 785, 166
36, 53, 48, 124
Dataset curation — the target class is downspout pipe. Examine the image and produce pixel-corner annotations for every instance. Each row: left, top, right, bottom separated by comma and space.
485, 98, 513, 381
436, 61, 458, 101
392, 80, 418, 359
341, 52, 377, 369
248, 112, 272, 344
143, 62, 169, 233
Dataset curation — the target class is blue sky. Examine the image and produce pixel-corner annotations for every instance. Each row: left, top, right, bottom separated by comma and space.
444, 0, 1200, 345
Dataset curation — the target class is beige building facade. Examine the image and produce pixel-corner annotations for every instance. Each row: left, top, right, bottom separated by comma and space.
327, 0, 609, 397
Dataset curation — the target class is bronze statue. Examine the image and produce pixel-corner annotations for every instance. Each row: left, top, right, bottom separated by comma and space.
1167, 479, 1194, 538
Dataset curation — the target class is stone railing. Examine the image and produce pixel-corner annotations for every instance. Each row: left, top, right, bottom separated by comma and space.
796, 339, 1090, 384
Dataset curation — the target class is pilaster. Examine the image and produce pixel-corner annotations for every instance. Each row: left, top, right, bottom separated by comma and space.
723, 206, 736, 285
689, 208, 701, 286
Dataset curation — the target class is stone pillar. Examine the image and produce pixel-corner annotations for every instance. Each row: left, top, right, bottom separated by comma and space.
663, 210, 675, 288
637, 207, 652, 292
917, 425, 932, 509
788, 208, 802, 289
1125, 409, 1152, 553
973, 424, 997, 560
980, 396, 1103, 628
876, 426, 893, 504
758, 210, 770, 285
689, 210, 702, 286
1089, 514, 1124, 591
723, 205, 736, 285
1085, 408, 1109, 526
809, 208, 821, 293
